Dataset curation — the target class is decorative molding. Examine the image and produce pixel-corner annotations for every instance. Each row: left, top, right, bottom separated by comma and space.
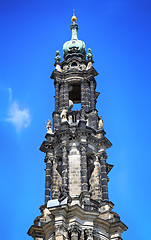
99, 151, 107, 160
80, 143, 87, 153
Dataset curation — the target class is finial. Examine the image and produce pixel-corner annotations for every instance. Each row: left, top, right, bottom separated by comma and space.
71, 9, 77, 22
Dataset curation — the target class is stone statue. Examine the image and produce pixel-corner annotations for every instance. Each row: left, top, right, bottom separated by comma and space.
98, 116, 103, 128
54, 50, 61, 63
68, 115, 72, 124
46, 120, 53, 133
86, 48, 93, 61
55, 51, 62, 72
60, 108, 67, 122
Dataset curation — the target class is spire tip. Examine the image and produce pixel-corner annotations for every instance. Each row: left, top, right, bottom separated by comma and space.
71, 9, 77, 22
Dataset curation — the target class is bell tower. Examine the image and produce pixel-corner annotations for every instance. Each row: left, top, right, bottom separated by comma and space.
28, 11, 128, 240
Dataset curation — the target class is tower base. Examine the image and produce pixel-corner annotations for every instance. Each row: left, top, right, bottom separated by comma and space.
28, 197, 127, 240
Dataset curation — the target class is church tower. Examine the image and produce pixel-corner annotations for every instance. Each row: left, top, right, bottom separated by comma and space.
28, 11, 128, 240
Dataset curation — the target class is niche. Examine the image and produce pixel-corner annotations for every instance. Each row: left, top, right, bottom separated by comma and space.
71, 62, 77, 67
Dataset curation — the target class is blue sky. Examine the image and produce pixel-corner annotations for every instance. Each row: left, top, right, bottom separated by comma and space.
0, 0, 151, 239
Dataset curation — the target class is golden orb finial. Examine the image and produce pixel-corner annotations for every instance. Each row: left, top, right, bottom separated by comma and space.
71, 9, 77, 22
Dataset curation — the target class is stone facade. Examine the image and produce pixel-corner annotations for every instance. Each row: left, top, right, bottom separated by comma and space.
28, 13, 127, 240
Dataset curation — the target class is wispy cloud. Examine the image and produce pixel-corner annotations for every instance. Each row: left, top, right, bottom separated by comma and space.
5, 88, 31, 132
8, 87, 12, 103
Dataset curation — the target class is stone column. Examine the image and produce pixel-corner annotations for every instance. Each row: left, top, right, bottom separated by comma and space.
100, 151, 109, 201
81, 80, 85, 110
64, 80, 69, 110
60, 83, 64, 110
90, 80, 95, 109
62, 143, 68, 191
87, 82, 91, 111
55, 80, 59, 111
45, 155, 53, 204
85, 81, 90, 112
80, 144, 88, 192
52, 157, 61, 199
53, 111, 61, 132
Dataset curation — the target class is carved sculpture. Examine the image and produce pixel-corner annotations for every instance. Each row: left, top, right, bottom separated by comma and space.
54, 50, 61, 63
68, 115, 72, 124
86, 48, 93, 61
46, 120, 53, 133
98, 116, 103, 128
60, 108, 67, 122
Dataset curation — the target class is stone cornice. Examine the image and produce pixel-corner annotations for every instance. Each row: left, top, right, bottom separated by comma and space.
61, 56, 87, 66
40, 141, 54, 153
40, 126, 112, 154
47, 204, 112, 230
99, 137, 112, 149
109, 220, 128, 233
27, 225, 45, 238
51, 66, 98, 80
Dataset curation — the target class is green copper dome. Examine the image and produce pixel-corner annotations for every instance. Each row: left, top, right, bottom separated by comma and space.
63, 12, 86, 58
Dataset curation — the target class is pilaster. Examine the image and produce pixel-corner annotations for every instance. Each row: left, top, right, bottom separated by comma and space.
60, 83, 64, 111
55, 80, 59, 111
64, 81, 69, 110
85, 80, 90, 111
44, 153, 53, 204
52, 157, 61, 199
90, 80, 95, 109
52, 111, 61, 132
81, 80, 85, 110
99, 151, 109, 201
61, 142, 68, 192
80, 143, 88, 192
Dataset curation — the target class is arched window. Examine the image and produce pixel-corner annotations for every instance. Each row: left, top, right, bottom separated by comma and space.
71, 62, 77, 67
